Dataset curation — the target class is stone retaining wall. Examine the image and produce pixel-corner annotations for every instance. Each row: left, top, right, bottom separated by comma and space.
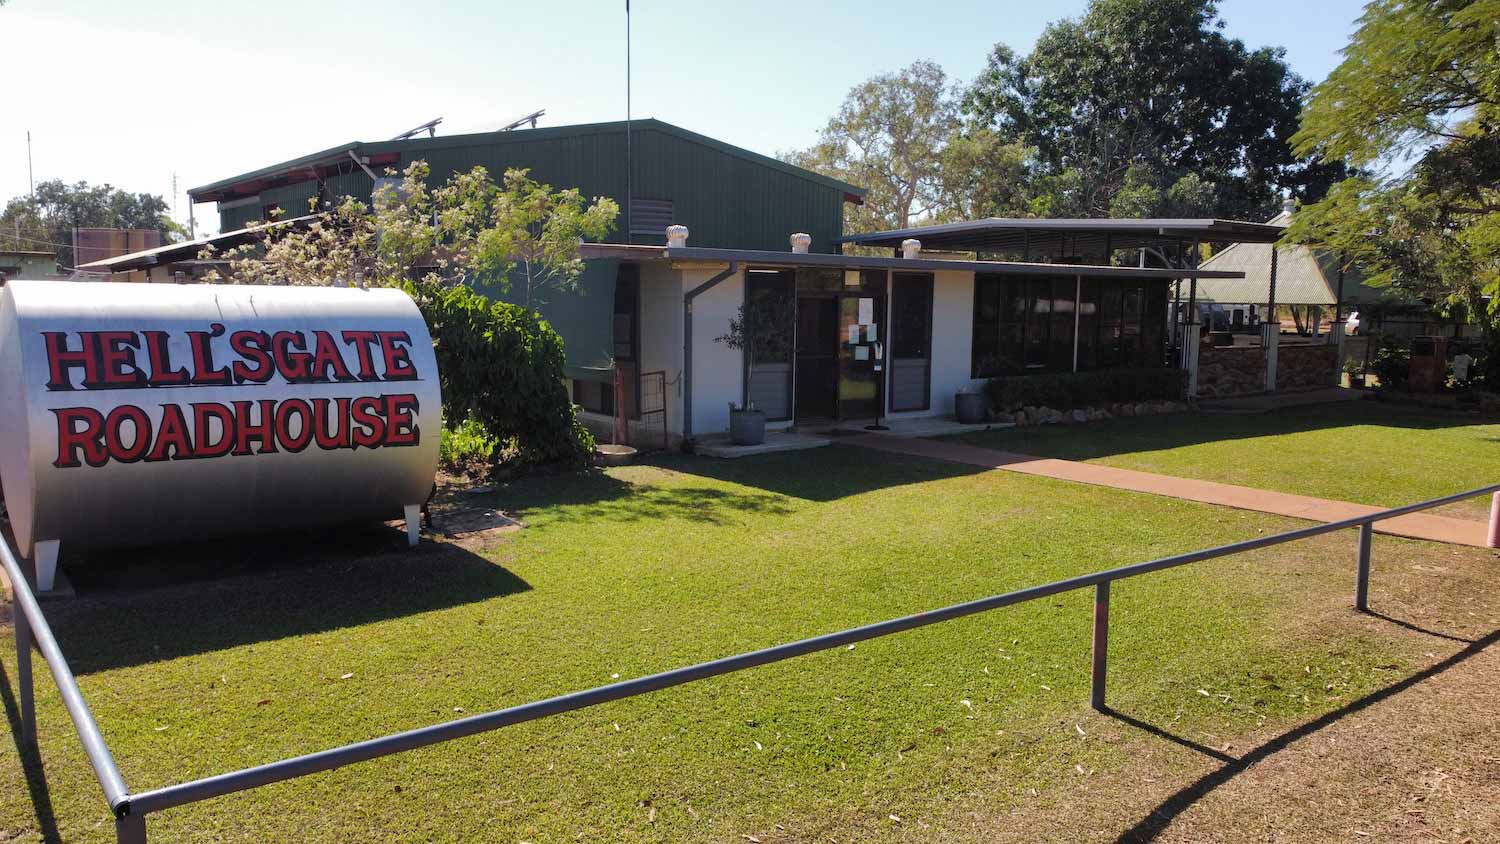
1276, 344, 1339, 392
1197, 345, 1266, 398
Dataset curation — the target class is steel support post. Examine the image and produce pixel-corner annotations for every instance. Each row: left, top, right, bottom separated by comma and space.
1090, 581, 1110, 711
1355, 523, 1373, 611
1488, 492, 1500, 549
15, 601, 35, 746
115, 814, 146, 844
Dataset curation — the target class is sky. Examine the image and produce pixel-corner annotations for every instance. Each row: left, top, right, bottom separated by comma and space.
3, 0, 1370, 237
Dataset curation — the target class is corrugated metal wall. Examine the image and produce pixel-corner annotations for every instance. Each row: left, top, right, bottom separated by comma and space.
218, 203, 259, 232
261, 181, 319, 219
326, 170, 375, 206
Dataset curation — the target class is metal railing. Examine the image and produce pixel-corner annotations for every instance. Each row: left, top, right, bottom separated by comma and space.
5, 483, 1499, 843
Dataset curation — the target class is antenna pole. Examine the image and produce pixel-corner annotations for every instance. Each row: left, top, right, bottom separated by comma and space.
625, 0, 632, 243
27, 130, 35, 199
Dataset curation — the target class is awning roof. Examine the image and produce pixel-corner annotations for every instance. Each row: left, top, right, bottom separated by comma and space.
655, 246, 1245, 280
76, 215, 321, 272
838, 217, 1286, 255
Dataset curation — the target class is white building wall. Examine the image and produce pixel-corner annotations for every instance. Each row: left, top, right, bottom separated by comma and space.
638, 261, 685, 435
681, 265, 745, 437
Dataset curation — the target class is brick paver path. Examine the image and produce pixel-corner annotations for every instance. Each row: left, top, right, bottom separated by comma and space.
846, 434, 1491, 548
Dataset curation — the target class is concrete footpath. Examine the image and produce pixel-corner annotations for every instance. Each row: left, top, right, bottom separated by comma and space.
847, 434, 1492, 548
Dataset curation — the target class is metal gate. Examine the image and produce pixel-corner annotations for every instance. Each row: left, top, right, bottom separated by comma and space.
637, 370, 668, 452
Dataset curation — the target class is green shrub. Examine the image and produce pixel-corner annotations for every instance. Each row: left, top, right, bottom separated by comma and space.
439, 417, 501, 476
1369, 335, 1410, 391
985, 368, 1187, 413
407, 280, 596, 470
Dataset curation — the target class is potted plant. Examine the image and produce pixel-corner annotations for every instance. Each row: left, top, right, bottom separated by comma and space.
1342, 356, 1366, 388
716, 291, 794, 445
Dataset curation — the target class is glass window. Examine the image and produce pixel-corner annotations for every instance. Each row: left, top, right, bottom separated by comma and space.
891, 274, 932, 359
1077, 279, 1100, 370
745, 270, 795, 364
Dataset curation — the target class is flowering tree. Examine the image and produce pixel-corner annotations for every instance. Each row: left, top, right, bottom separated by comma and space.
203, 161, 619, 308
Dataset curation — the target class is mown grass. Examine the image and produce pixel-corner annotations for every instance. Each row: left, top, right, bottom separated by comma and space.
951, 401, 1500, 517
0, 441, 1479, 843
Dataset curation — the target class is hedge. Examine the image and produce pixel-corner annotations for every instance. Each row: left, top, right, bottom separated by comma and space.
406, 281, 595, 470
985, 367, 1188, 413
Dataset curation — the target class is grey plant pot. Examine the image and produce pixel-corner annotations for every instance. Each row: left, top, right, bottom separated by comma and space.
955, 392, 987, 424
729, 409, 767, 445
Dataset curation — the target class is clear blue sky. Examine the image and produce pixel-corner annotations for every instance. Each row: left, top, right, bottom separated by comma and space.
4, 0, 1368, 236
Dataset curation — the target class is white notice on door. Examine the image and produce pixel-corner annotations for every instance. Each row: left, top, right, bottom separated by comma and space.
858, 297, 874, 325
854, 345, 870, 361
847, 324, 860, 343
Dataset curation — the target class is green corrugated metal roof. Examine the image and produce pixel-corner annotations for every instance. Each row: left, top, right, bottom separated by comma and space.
188, 141, 362, 197
189, 119, 865, 201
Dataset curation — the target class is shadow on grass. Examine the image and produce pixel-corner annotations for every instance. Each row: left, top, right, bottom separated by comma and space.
956, 401, 1490, 463
43, 523, 530, 675
0, 660, 61, 844
495, 466, 801, 525
1109, 623, 1500, 843
644, 445, 988, 503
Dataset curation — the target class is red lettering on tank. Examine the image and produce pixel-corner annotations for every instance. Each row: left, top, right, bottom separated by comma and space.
52, 407, 108, 467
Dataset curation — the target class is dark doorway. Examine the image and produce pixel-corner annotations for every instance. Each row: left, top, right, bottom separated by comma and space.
794, 296, 838, 421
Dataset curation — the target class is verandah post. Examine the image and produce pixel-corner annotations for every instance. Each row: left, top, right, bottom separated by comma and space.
1090, 581, 1110, 711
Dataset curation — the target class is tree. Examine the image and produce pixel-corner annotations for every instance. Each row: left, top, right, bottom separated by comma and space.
784, 61, 964, 233
1285, 0, 1500, 382
206, 161, 619, 309
1, 180, 184, 268
962, 0, 1341, 220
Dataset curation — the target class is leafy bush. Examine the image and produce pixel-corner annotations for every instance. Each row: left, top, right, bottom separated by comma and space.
408, 281, 595, 470
440, 417, 501, 477
1369, 335, 1410, 391
985, 368, 1188, 413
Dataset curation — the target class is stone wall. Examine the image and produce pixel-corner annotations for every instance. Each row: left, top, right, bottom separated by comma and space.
1277, 344, 1339, 392
1197, 345, 1266, 398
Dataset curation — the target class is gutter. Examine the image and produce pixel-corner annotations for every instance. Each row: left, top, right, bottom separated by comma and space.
681, 260, 739, 441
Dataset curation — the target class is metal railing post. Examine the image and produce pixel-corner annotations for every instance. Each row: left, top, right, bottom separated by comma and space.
1090, 581, 1110, 711
14, 599, 36, 746
115, 813, 146, 844
1488, 492, 1499, 549
1355, 522, 1373, 611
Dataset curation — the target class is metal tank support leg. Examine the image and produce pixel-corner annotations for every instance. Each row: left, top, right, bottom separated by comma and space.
33, 540, 59, 594
403, 505, 421, 547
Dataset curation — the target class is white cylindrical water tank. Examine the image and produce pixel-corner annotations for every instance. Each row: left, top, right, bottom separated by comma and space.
0, 281, 441, 560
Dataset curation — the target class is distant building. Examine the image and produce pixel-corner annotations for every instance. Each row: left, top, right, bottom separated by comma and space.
0, 249, 63, 284
1196, 206, 1471, 339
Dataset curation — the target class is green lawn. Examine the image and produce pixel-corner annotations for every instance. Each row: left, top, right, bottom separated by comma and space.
952, 401, 1500, 518
0, 440, 1483, 843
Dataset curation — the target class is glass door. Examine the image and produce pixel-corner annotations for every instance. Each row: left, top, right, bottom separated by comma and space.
836, 293, 884, 420
889, 273, 933, 411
